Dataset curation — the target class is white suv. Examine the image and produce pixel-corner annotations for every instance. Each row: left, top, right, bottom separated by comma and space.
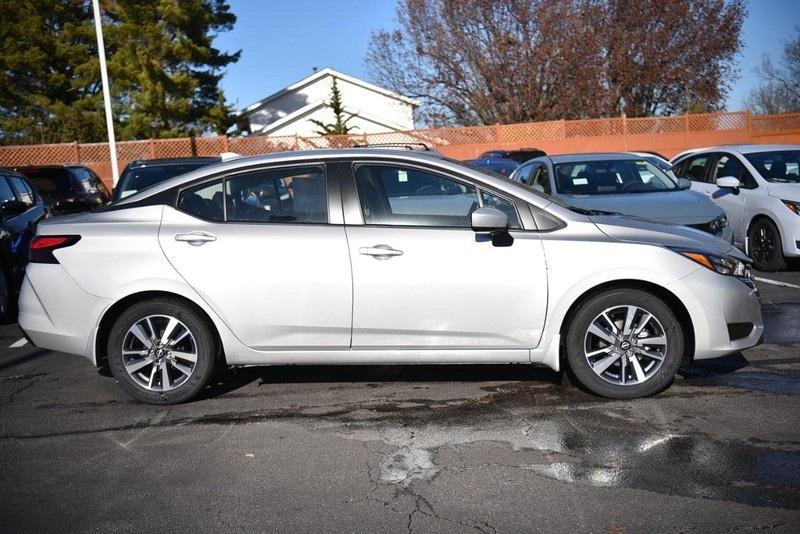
671, 145, 800, 271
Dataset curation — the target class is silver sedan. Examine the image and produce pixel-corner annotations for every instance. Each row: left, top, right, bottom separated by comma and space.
19, 149, 763, 404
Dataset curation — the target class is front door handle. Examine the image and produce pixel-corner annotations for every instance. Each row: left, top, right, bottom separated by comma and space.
359, 244, 403, 259
175, 231, 217, 246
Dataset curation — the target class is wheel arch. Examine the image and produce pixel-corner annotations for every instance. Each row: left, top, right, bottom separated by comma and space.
94, 290, 225, 369
557, 279, 695, 361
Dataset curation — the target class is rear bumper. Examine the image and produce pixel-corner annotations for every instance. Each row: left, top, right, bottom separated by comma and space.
18, 264, 110, 363
668, 267, 763, 360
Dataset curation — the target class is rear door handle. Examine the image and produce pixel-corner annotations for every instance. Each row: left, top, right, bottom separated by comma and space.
359, 244, 403, 259
175, 231, 217, 246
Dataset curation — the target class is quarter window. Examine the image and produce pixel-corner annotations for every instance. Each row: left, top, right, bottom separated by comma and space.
225, 166, 326, 223
178, 180, 224, 221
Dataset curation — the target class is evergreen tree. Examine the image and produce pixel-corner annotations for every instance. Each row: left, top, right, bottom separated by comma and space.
0, 1, 104, 144
309, 78, 359, 136
0, 0, 239, 144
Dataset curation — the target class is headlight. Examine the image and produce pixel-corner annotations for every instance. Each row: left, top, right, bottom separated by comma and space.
670, 248, 750, 277
708, 214, 728, 234
782, 200, 800, 215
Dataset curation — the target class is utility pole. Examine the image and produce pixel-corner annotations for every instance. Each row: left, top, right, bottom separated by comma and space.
91, 0, 119, 185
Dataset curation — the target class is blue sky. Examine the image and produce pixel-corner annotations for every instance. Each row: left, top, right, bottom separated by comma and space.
215, 0, 800, 114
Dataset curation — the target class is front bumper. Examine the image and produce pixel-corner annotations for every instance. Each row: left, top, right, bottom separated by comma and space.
668, 267, 763, 360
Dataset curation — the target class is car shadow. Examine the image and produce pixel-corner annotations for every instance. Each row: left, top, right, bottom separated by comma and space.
678, 352, 750, 380
196, 363, 564, 401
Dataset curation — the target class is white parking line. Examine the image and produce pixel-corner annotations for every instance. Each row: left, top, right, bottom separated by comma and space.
754, 276, 800, 290
9, 337, 29, 348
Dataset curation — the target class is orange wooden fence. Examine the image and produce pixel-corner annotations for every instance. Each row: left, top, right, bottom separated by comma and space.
0, 110, 798, 189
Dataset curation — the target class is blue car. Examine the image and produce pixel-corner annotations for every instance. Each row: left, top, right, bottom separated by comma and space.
511, 153, 733, 243
464, 157, 520, 177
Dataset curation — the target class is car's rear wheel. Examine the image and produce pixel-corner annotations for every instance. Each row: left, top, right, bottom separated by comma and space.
748, 218, 786, 271
107, 298, 217, 405
565, 289, 684, 399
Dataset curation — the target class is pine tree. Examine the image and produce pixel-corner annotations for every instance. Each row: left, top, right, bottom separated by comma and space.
0, 0, 240, 144
0, 0, 104, 144
309, 78, 359, 136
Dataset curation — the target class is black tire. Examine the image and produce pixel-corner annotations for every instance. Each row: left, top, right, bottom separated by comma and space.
0, 270, 8, 321
107, 298, 217, 405
748, 218, 786, 271
565, 289, 684, 399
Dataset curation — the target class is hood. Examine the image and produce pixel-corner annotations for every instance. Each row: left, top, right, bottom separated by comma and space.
561, 190, 722, 225
767, 182, 800, 201
590, 214, 749, 262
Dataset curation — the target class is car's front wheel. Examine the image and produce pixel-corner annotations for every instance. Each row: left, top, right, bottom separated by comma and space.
107, 298, 218, 404
748, 218, 786, 271
565, 289, 684, 399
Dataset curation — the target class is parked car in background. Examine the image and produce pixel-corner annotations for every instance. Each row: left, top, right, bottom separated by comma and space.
511, 153, 733, 243
113, 157, 222, 201
478, 148, 546, 163
0, 169, 48, 318
671, 144, 800, 270
19, 149, 762, 404
463, 157, 520, 177
15, 165, 111, 215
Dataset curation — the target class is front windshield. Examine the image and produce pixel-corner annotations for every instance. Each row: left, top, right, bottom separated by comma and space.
743, 150, 800, 183
553, 159, 677, 195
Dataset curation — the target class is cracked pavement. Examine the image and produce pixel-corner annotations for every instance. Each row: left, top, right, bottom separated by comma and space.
1, 272, 799, 533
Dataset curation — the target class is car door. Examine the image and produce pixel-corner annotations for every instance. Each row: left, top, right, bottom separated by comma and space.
158, 162, 353, 350
342, 160, 548, 352
706, 153, 758, 246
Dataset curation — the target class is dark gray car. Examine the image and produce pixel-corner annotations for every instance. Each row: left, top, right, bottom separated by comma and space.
511, 153, 733, 242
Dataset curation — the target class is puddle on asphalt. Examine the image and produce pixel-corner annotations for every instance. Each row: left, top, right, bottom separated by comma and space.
333, 395, 800, 510
762, 304, 800, 344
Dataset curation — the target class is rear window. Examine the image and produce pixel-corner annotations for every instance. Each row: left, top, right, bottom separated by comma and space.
17, 168, 72, 201
116, 162, 216, 199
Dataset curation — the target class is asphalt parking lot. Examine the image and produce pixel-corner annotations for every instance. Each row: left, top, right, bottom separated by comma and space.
1, 270, 799, 533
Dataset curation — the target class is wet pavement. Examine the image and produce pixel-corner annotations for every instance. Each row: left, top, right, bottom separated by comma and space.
1, 271, 799, 532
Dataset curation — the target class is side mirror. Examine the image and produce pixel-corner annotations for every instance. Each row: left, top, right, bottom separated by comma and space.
677, 178, 692, 190
716, 176, 741, 189
84, 193, 105, 207
471, 207, 509, 233
0, 200, 28, 218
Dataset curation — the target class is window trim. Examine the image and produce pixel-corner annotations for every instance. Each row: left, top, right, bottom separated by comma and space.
174, 162, 330, 225
349, 160, 525, 231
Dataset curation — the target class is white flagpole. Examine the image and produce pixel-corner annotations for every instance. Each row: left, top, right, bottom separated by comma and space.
91, 0, 119, 186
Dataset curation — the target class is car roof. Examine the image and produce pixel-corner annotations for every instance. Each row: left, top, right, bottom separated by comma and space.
127, 157, 221, 168
112, 148, 560, 212
548, 152, 643, 163
673, 144, 800, 160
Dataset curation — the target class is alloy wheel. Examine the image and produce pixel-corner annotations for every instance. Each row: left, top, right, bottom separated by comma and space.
121, 314, 198, 392
584, 305, 667, 386
751, 225, 776, 266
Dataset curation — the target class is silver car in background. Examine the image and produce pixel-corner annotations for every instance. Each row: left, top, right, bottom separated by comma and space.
19, 149, 762, 404
511, 153, 733, 243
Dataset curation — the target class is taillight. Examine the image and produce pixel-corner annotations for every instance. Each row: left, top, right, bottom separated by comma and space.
29, 235, 81, 264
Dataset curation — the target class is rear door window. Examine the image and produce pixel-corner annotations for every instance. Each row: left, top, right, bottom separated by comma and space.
681, 155, 710, 183
0, 176, 17, 205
